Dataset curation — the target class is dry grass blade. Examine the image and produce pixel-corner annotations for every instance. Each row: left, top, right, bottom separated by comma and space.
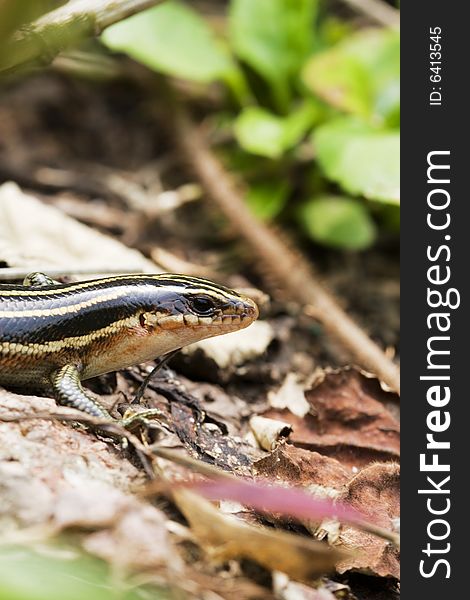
0, 267, 145, 280
173, 488, 350, 582
145, 447, 399, 546
340, 0, 400, 29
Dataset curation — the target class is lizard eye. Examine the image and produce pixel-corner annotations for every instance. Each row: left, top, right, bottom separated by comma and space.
191, 295, 217, 315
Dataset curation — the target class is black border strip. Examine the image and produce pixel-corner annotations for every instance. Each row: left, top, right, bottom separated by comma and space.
402, 3, 466, 595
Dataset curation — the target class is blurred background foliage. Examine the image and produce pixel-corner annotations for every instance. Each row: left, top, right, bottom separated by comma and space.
0, 0, 399, 251
0, 545, 169, 600
101, 0, 400, 251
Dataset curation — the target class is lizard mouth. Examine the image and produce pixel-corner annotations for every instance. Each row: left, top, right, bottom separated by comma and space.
218, 296, 259, 325
156, 297, 259, 331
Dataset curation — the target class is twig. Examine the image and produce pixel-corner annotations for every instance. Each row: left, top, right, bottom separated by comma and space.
0, 266, 147, 280
150, 446, 238, 481
146, 448, 399, 547
150, 247, 217, 279
340, 0, 400, 29
165, 92, 400, 394
0, 409, 398, 545
0, 0, 164, 75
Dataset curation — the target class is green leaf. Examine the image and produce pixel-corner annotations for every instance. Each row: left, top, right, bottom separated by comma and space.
303, 29, 399, 123
299, 196, 376, 250
234, 102, 319, 158
229, 0, 317, 110
313, 117, 400, 204
282, 101, 321, 147
235, 108, 285, 158
342, 29, 400, 125
102, 1, 236, 84
302, 54, 372, 117
0, 546, 163, 600
245, 180, 290, 220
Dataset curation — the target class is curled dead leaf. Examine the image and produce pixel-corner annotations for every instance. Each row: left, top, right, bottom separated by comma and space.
268, 373, 311, 418
173, 489, 350, 582
249, 415, 292, 451
183, 320, 274, 369
84, 504, 183, 571
0, 181, 156, 273
273, 572, 337, 600
253, 445, 350, 494
334, 462, 400, 578
264, 368, 399, 468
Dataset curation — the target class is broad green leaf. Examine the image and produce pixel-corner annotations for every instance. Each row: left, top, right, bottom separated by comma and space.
282, 101, 321, 147
299, 196, 376, 250
229, 0, 317, 110
318, 17, 353, 47
102, 1, 236, 84
245, 180, 290, 220
235, 108, 285, 158
303, 29, 399, 123
234, 102, 319, 158
0, 546, 165, 600
313, 117, 400, 204
341, 29, 400, 125
302, 54, 372, 117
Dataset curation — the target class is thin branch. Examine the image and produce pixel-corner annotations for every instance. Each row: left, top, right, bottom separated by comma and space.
0, 0, 164, 75
146, 449, 399, 546
340, 0, 400, 29
165, 91, 400, 394
0, 266, 147, 280
0, 409, 398, 545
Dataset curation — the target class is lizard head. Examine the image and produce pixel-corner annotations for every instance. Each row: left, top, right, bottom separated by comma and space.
137, 274, 259, 348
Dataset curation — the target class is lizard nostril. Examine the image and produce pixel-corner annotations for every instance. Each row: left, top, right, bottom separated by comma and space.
240, 298, 259, 320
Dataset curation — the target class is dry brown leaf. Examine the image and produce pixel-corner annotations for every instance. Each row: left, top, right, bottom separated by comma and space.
53, 481, 133, 529
252, 446, 350, 537
268, 373, 311, 418
182, 379, 252, 433
173, 488, 349, 583
253, 445, 351, 492
84, 504, 182, 571
273, 572, 337, 600
334, 462, 400, 578
0, 181, 156, 273
249, 415, 292, 451
183, 320, 274, 369
252, 445, 399, 579
0, 389, 182, 573
168, 401, 258, 472
263, 369, 399, 468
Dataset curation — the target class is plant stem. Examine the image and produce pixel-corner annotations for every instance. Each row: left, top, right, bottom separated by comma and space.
0, 0, 164, 75
165, 89, 401, 394
340, 0, 400, 29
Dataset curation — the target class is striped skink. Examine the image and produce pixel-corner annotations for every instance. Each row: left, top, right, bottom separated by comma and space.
0, 272, 258, 422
